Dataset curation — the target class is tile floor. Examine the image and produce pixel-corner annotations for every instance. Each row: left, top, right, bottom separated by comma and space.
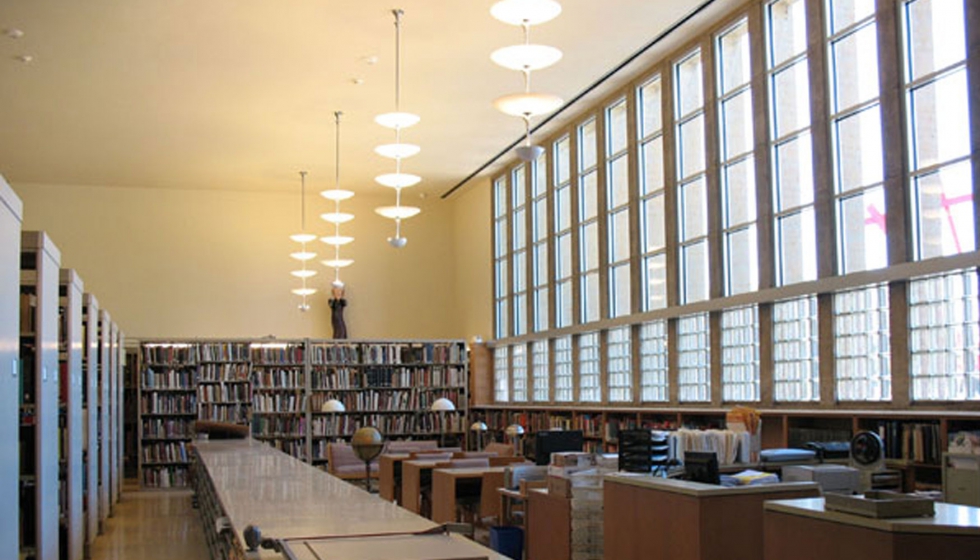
90, 484, 209, 560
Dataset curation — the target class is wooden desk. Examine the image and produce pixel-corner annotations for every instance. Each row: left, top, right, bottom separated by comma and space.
764, 497, 980, 560
431, 466, 507, 523
526, 489, 570, 560
401, 460, 445, 515
603, 473, 820, 560
379, 453, 411, 503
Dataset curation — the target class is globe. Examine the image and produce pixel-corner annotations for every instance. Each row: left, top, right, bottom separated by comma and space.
351, 426, 384, 462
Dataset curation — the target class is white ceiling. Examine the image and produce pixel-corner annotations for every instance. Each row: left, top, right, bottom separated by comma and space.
0, 0, 710, 198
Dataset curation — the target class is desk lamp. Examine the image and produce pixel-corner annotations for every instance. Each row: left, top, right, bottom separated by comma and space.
431, 397, 456, 447
470, 421, 488, 451
505, 424, 525, 456
320, 398, 346, 442
351, 426, 384, 492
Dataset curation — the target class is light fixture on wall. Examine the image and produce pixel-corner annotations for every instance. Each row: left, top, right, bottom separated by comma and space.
374, 8, 421, 249
490, 0, 564, 161
320, 111, 354, 287
290, 170, 317, 311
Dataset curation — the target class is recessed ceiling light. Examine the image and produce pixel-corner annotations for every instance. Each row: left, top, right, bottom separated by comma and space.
351, 77, 364, 85
5, 28, 24, 39
15, 54, 34, 64
362, 55, 378, 65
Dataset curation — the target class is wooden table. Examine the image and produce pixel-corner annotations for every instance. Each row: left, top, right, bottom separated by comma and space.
431, 466, 507, 524
603, 473, 820, 560
379, 453, 411, 503
764, 497, 980, 560
526, 488, 570, 560
401, 459, 446, 515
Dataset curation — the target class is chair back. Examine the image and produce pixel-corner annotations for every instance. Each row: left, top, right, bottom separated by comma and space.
485, 442, 515, 457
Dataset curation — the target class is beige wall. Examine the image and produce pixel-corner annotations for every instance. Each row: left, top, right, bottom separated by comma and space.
12, 181, 485, 341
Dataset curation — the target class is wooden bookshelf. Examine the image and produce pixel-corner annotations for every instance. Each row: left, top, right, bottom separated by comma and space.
0, 177, 22, 560
197, 342, 252, 424
20, 231, 62, 560
139, 344, 198, 489
250, 342, 308, 461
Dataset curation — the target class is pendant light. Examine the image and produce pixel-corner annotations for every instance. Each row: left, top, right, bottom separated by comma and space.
290, 171, 317, 311
320, 111, 354, 287
374, 8, 421, 249
491, 0, 564, 161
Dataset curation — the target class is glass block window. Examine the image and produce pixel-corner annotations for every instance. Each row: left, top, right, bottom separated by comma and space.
827, 0, 887, 274
578, 332, 601, 402
721, 305, 760, 401
909, 269, 979, 401
511, 343, 528, 402
578, 119, 601, 323
494, 345, 509, 402
834, 284, 891, 401
639, 320, 669, 402
512, 165, 528, 336
677, 313, 711, 402
607, 98, 632, 318
717, 18, 759, 296
554, 335, 574, 402
607, 326, 632, 402
902, 0, 974, 260
773, 295, 820, 401
554, 136, 574, 328
494, 176, 510, 339
531, 339, 550, 402
638, 75, 668, 311
767, 0, 817, 285
675, 49, 709, 304
532, 151, 551, 331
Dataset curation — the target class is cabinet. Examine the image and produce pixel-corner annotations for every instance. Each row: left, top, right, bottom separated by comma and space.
0, 176, 22, 560
943, 453, 980, 507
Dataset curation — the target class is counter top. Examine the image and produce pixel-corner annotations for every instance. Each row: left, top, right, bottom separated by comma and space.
604, 472, 819, 497
765, 497, 980, 536
193, 440, 505, 559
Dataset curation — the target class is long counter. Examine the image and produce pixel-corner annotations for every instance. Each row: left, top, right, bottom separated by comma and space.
192, 439, 505, 560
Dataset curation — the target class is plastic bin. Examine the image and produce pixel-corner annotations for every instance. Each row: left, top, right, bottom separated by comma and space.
489, 525, 524, 560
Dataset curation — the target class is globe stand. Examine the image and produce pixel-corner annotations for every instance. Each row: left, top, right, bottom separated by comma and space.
351, 426, 384, 493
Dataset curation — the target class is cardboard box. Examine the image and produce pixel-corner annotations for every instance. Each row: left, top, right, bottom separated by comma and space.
551, 451, 594, 467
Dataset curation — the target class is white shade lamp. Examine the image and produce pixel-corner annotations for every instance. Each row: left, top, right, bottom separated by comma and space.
431, 397, 456, 447
470, 421, 489, 451
505, 424, 525, 456
321, 399, 346, 441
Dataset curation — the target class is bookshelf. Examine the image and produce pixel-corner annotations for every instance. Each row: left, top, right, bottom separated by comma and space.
123, 346, 139, 479
110, 324, 122, 509
250, 342, 307, 461
20, 232, 62, 560
0, 178, 22, 560
197, 342, 252, 425
308, 340, 469, 465
59, 270, 85, 560
97, 310, 110, 523
81, 294, 99, 552
139, 343, 198, 489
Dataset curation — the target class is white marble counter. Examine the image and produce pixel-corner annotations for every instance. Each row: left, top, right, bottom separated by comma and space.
765, 497, 980, 536
194, 440, 505, 559
605, 472, 819, 497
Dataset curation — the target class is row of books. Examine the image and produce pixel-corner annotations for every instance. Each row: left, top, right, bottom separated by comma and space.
199, 363, 249, 382
251, 416, 306, 437
260, 439, 307, 460
253, 392, 307, 413
142, 345, 197, 365
877, 421, 942, 464
198, 383, 251, 402
141, 418, 193, 439
141, 442, 189, 464
142, 368, 195, 389
309, 389, 464, 412
309, 344, 360, 364
251, 345, 305, 365
141, 394, 196, 414
251, 368, 303, 389
199, 343, 249, 362
309, 412, 466, 437
199, 403, 249, 423
361, 343, 465, 365
142, 466, 188, 488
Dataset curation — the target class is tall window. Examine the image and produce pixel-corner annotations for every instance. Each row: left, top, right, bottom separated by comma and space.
722, 305, 760, 401
903, 0, 974, 260
718, 19, 759, 295
606, 99, 632, 317
511, 343, 527, 402
677, 313, 711, 402
827, 0, 886, 274
493, 345, 509, 402
554, 335, 573, 402
638, 76, 668, 311
772, 295, 820, 401
554, 137, 574, 328
578, 119, 601, 322
909, 269, 979, 401
532, 153, 551, 331
578, 332, 601, 402
607, 326, 632, 402
493, 177, 510, 339
675, 49, 709, 303
639, 320, 669, 401
531, 339, 550, 402
512, 166, 528, 336
767, 0, 817, 285
834, 284, 891, 401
